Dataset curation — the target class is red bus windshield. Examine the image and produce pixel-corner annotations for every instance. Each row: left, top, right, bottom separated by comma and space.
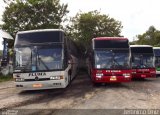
132, 54, 154, 69
94, 49, 130, 69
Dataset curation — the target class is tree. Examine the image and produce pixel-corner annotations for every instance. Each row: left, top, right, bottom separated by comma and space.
1, 0, 69, 38
136, 26, 160, 46
3, 0, 16, 5
65, 10, 122, 51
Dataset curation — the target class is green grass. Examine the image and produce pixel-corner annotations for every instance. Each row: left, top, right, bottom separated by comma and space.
0, 75, 13, 82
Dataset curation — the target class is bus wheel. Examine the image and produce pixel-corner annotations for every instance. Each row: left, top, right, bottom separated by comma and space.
68, 74, 71, 84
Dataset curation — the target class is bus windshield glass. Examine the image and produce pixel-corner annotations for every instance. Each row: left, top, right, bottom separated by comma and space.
94, 49, 130, 69
154, 49, 160, 70
14, 44, 63, 72
132, 54, 154, 69
15, 31, 62, 46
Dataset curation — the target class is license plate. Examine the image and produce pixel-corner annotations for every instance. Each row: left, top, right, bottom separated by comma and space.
110, 76, 117, 81
33, 84, 43, 88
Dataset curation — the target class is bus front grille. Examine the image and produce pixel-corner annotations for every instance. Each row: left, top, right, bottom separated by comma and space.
24, 78, 50, 82
137, 71, 150, 73
104, 74, 123, 76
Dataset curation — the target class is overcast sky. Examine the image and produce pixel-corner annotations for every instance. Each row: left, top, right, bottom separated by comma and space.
0, 0, 160, 50
60, 0, 160, 41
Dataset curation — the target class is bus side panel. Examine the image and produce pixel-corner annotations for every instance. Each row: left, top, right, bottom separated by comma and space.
70, 55, 78, 80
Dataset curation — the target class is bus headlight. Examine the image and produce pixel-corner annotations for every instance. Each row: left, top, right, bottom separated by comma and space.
15, 78, 24, 82
96, 73, 103, 78
123, 73, 130, 78
13, 74, 21, 78
50, 76, 63, 80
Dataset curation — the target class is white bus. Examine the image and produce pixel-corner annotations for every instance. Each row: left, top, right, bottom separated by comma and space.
13, 29, 78, 90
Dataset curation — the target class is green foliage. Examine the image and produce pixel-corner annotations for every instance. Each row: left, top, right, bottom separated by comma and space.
136, 26, 160, 46
1, 0, 69, 37
0, 75, 13, 82
129, 41, 137, 45
0, 50, 2, 56
65, 10, 122, 50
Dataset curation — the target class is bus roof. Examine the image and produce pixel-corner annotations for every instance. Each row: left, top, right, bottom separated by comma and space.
93, 37, 128, 40
130, 45, 152, 48
153, 47, 160, 56
15, 29, 64, 46
153, 47, 160, 49
17, 29, 64, 34
93, 37, 129, 49
131, 45, 153, 54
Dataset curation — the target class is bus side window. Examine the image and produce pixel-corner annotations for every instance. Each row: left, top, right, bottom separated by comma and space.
63, 48, 68, 69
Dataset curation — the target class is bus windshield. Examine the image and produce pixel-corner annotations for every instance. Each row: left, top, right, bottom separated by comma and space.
94, 49, 130, 69
14, 44, 63, 72
154, 48, 160, 70
132, 54, 154, 69
155, 56, 160, 70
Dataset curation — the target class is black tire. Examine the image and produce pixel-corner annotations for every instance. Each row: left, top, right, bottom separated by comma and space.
66, 74, 71, 88
68, 74, 71, 84
68, 70, 72, 83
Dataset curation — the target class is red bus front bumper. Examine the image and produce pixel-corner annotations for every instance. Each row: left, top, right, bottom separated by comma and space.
92, 76, 131, 83
91, 69, 132, 83
132, 73, 156, 78
132, 68, 156, 78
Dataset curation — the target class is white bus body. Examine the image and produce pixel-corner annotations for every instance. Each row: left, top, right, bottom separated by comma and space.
13, 29, 78, 90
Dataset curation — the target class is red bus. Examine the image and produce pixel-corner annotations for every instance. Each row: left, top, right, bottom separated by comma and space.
131, 45, 156, 78
87, 37, 132, 85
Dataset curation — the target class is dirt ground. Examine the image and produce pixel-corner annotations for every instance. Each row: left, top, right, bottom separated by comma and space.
0, 72, 160, 115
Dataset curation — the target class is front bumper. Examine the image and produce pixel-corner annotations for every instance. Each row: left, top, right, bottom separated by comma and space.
14, 80, 66, 90
132, 73, 156, 78
92, 76, 131, 83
